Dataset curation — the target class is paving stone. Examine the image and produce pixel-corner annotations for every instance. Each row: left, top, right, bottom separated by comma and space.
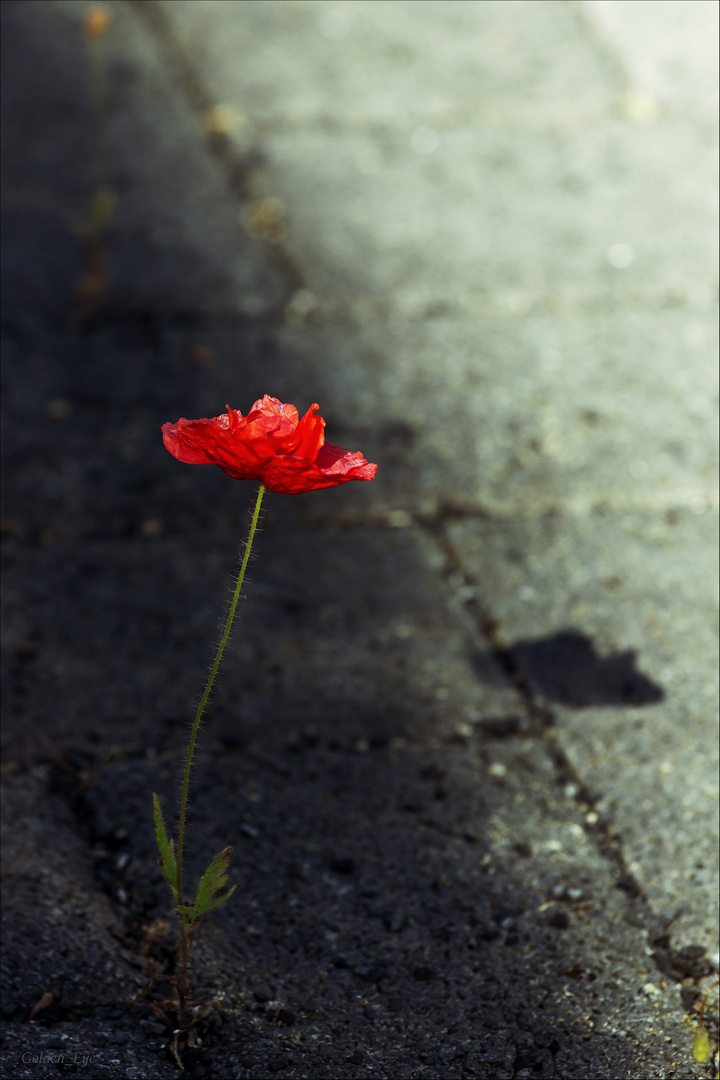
1, 1, 717, 1077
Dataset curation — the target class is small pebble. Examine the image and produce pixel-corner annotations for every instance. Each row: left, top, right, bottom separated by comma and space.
267, 1058, 292, 1073
387, 908, 406, 932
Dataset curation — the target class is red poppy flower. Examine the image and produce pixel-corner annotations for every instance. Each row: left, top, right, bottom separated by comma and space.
162, 396, 377, 495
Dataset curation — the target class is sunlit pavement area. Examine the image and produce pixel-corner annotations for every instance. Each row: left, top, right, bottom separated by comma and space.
1, 1, 718, 1077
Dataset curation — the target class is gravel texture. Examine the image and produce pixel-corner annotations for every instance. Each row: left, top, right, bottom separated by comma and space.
1, 1, 717, 1077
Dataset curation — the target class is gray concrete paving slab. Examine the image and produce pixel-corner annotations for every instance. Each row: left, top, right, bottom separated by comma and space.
447, 506, 719, 951
1, 0, 291, 322
1, 768, 178, 1077
2, 527, 517, 760
153, 0, 717, 515
584, 0, 719, 121
151, 0, 719, 957
1, 0, 718, 1076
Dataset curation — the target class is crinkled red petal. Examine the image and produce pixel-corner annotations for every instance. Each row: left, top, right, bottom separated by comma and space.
162, 403, 377, 493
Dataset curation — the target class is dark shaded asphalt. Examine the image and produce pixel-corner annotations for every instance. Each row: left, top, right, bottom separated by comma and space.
1, 2, 717, 1077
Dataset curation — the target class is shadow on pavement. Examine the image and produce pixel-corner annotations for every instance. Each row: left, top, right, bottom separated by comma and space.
476, 629, 665, 708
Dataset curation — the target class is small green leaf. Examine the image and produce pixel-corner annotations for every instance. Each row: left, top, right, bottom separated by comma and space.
693, 1024, 711, 1063
177, 847, 237, 927
196, 846, 234, 909
152, 793, 178, 899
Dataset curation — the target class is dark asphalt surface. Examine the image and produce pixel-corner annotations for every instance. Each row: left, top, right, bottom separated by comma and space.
1, 2, 717, 1077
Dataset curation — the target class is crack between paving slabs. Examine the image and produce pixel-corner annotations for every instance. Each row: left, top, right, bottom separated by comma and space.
127, 0, 305, 320
100, 0, 717, 1032
27, 507, 715, 1069
414, 510, 715, 1005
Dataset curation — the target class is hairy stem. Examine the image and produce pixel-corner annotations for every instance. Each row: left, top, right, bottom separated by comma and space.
175, 482, 265, 1028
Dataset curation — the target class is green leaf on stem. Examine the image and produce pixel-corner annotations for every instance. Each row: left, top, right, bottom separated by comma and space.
694, 1024, 711, 1063
177, 847, 236, 928
152, 793, 178, 899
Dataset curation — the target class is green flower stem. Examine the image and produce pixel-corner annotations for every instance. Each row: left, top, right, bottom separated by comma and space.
174, 482, 265, 1028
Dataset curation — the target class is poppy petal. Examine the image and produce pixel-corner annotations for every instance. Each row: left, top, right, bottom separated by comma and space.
162, 399, 377, 494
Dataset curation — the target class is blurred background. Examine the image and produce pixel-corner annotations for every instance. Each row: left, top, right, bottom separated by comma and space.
1, 1, 718, 1074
